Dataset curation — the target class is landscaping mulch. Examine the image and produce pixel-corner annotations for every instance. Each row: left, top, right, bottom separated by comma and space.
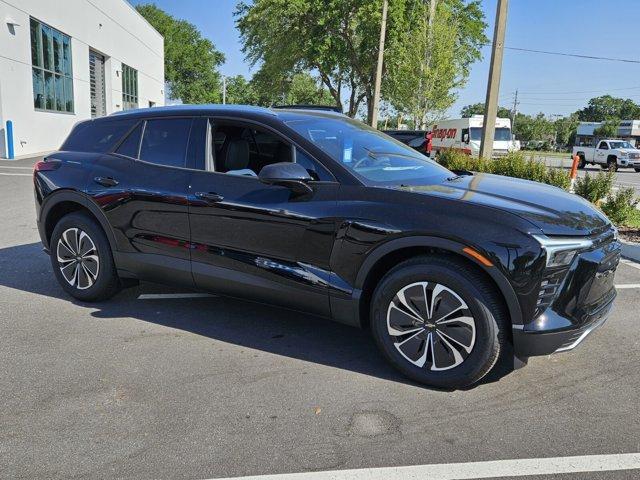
619, 228, 640, 244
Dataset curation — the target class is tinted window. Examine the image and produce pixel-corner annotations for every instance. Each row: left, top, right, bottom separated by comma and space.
295, 148, 333, 181
598, 142, 608, 150
139, 118, 192, 168
115, 122, 143, 158
61, 119, 137, 153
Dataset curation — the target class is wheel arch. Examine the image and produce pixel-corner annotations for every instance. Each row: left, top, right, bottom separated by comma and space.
354, 236, 522, 329
40, 190, 117, 253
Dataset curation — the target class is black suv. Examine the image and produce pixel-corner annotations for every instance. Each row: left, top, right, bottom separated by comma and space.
34, 105, 620, 388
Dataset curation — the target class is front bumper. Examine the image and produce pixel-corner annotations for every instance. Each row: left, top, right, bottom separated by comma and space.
512, 289, 615, 357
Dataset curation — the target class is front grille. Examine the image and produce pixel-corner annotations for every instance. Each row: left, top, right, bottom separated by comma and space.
534, 268, 567, 318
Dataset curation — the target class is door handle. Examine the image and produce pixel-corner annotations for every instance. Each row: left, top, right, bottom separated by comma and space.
94, 176, 119, 187
195, 192, 224, 202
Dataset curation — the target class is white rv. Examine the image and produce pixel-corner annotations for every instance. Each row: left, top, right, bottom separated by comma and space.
430, 115, 518, 158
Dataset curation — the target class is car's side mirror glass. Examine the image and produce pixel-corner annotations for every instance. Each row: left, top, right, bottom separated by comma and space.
259, 162, 313, 195
463, 133, 469, 143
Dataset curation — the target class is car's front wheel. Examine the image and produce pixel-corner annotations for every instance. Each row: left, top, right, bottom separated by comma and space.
370, 255, 508, 389
50, 212, 121, 301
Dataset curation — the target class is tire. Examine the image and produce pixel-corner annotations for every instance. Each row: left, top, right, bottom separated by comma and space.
370, 255, 508, 389
578, 156, 586, 169
607, 158, 618, 172
635, 168, 640, 173
50, 212, 121, 301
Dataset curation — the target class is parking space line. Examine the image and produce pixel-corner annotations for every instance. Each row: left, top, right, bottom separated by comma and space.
616, 284, 640, 289
0, 166, 33, 170
0, 172, 31, 176
210, 453, 640, 480
137, 293, 217, 299
620, 259, 640, 271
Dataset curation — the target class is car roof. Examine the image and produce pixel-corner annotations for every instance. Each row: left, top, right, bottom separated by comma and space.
102, 104, 347, 123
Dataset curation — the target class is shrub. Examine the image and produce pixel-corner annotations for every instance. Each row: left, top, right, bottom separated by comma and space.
573, 172, 614, 204
436, 150, 571, 189
601, 187, 640, 226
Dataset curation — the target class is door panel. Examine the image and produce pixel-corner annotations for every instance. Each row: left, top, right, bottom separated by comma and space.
188, 172, 339, 315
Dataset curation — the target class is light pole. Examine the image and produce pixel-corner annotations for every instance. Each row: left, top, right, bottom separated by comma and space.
222, 75, 227, 105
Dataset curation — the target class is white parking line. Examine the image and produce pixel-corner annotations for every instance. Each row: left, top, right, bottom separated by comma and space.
616, 284, 640, 289
620, 259, 640, 271
0, 165, 33, 170
209, 454, 640, 480
138, 293, 217, 300
0, 172, 31, 176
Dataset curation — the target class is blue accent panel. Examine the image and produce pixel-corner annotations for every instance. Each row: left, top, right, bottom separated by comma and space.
6, 120, 14, 159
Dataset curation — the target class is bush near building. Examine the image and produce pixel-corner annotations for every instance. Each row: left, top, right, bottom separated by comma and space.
436, 151, 638, 228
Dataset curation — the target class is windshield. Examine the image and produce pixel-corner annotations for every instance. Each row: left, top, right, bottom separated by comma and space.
285, 115, 452, 185
609, 141, 635, 149
470, 127, 512, 142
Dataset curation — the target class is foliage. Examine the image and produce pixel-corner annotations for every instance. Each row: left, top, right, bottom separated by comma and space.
460, 103, 511, 119
224, 75, 259, 105
600, 188, 640, 226
136, 4, 225, 104
576, 95, 640, 122
573, 172, 615, 204
385, 0, 487, 128
436, 151, 571, 189
593, 118, 620, 138
553, 114, 580, 147
236, 0, 487, 123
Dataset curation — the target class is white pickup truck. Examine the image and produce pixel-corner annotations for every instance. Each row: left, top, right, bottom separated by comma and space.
573, 139, 640, 172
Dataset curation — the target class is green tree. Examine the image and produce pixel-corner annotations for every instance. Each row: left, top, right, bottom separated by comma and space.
513, 113, 555, 143
136, 4, 225, 103
384, 0, 487, 128
593, 118, 620, 138
553, 114, 579, 147
224, 75, 259, 105
577, 95, 640, 122
460, 102, 511, 118
248, 71, 334, 106
236, 0, 486, 124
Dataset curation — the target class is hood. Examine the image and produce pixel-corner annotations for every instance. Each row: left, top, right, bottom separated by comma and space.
399, 173, 611, 236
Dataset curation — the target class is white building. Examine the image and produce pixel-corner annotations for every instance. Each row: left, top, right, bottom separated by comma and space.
0, 0, 165, 158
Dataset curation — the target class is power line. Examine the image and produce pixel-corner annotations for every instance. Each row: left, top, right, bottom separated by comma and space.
503, 46, 640, 64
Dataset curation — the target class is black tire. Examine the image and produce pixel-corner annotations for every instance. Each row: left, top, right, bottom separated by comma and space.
370, 255, 508, 389
607, 158, 618, 172
50, 212, 121, 301
578, 156, 586, 169
635, 168, 640, 173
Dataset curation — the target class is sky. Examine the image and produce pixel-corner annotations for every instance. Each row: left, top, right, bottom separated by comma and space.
130, 0, 640, 118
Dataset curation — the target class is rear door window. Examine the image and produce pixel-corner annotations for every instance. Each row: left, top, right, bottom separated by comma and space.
115, 122, 143, 158
61, 119, 137, 153
139, 118, 193, 168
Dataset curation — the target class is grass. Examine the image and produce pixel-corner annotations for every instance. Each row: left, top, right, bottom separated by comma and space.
520, 150, 571, 158
624, 208, 640, 229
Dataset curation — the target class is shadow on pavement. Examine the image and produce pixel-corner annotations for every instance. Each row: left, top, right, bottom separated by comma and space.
0, 242, 513, 389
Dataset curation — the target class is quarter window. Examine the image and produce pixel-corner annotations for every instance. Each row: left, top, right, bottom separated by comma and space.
139, 118, 192, 168
122, 64, 138, 111
30, 18, 74, 113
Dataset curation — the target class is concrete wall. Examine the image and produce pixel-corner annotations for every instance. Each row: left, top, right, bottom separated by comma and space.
0, 0, 164, 158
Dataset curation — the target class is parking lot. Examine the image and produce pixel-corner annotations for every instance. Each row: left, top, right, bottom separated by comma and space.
1, 157, 639, 479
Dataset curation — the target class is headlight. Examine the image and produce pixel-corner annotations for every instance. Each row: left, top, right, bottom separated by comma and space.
619, 152, 629, 157
533, 235, 593, 268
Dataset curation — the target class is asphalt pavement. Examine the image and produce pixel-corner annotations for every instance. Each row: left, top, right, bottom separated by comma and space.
1, 158, 639, 480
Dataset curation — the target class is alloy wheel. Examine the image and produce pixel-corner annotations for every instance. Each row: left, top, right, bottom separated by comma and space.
56, 227, 100, 290
386, 282, 476, 371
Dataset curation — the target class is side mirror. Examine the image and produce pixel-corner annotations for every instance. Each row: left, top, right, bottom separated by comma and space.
463, 133, 469, 143
259, 162, 313, 195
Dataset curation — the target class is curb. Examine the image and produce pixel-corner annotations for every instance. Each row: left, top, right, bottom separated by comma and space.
621, 241, 640, 263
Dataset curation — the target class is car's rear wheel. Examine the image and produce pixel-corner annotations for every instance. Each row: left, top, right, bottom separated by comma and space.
370, 255, 508, 389
635, 168, 640, 173
50, 212, 121, 301
578, 155, 586, 169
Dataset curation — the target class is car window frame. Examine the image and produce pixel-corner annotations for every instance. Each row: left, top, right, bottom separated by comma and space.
109, 115, 202, 173
202, 116, 339, 184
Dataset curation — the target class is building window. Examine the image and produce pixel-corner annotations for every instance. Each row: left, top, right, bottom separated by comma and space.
122, 64, 138, 110
30, 18, 74, 113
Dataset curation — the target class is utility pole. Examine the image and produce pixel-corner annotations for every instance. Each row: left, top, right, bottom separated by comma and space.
222, 75, 227, 105
511, 89, 519, 132
371, 0, 388, 128
479, 0, 509, 159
